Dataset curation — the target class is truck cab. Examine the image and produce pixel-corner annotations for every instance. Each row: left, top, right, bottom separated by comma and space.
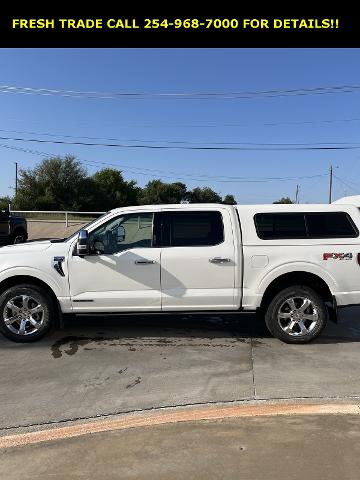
0, 200, 359, 344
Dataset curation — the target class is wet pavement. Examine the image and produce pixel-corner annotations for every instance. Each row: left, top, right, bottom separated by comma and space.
0, 308, 360, 432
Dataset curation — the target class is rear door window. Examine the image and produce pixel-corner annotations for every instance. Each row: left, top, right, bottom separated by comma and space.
162, 211, 224, 247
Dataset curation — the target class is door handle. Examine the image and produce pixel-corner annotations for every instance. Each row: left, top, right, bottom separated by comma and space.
209, 257, 231, 264
135, 260, 155, 265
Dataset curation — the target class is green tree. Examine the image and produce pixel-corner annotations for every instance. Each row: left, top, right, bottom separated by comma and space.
15, 156, 88, 210
139, 180, 187, 204
222, 194, 237, 205
0, 196, 11, 210
187, 187, 222, 203
92, 169, 140, 210
273, 196, 293, 204
11, 156, 238, 210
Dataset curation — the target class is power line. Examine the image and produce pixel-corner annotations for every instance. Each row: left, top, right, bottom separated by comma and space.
0, 143, 54, 157
2, 84, 360, 100
4, 116, 360, 130
336, 177, 360, 189
2, 135, 360, 151
124, 116, 360, 128
2, 127, 360, 148
333, 174, 359, 194
0, 143, 327, 184
81, 159, 326, 183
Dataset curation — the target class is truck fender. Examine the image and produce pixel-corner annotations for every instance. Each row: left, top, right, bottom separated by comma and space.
256, 261, 337, 296
0, 266, 63, 297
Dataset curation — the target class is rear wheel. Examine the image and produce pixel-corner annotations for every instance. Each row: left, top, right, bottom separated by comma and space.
265, 285, 328, 343
0, 284, 55, 342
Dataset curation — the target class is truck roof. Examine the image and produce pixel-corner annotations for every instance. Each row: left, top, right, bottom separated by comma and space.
332, 195, 360, 207
107, 200, 360, 215
234, 203, 360, 218
108, 203, 234, 213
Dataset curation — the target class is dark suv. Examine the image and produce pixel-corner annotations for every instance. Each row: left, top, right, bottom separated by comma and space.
0, 210, 28, 246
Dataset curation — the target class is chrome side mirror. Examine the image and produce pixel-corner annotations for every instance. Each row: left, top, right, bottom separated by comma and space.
77, 229, 90, 257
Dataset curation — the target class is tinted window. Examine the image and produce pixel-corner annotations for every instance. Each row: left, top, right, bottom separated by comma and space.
255, 214, 306, 239
255, 212, 358, 239
166, 211, 224, 246
89, 213, 153, 254
306, 213, 357, 237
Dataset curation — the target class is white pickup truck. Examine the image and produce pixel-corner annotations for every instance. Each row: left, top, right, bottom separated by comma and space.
1, 198, 360, 344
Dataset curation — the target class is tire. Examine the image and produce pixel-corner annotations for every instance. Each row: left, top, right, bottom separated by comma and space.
264, 285, 328, 344
11, 229, 27, 244
0, 284, 55, 342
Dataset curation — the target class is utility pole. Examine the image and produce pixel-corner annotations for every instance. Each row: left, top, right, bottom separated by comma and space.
329, 165, 333, 204
15, 162, 18, 197
295, 184, 300, 204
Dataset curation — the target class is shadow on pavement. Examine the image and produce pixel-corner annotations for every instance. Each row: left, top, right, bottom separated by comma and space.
60, 310, 360, 342
61, 313, 270, 337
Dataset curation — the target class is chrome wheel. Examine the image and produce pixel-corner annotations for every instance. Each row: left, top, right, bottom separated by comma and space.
277, 296, 319, 337
3, 295, 44, 336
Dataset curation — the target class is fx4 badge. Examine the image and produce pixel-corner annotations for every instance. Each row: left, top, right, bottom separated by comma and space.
323, 253, 353, 261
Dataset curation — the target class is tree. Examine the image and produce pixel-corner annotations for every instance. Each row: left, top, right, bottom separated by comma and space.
0, 196, 11, 210
10, 156, 238, 211
187, 187, 222, 203
273, 196, 293, 204
222, 194, 237, 205
139, 180, 187, 204
15, 156, 88, 210
92, 169, 140, 210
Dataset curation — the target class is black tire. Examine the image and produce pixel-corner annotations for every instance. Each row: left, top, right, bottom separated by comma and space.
0, 284, 55, 342
264, 285, 328, 344
11, 229, 27, 244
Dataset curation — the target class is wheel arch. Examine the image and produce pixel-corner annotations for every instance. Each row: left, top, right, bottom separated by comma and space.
0, 275, 61, 326
259, 271, 334, 314
11, 226, 28, 240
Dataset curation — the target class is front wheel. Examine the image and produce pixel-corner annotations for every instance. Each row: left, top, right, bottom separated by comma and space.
12, 230, 27, 244
0, 284, 55, 342
265, 286, 328, 343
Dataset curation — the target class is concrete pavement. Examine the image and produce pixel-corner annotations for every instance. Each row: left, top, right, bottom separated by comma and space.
0, 308, 360, 433
1, 309, 360, 478
27, 220, 86, 241
1, 413, 360, 479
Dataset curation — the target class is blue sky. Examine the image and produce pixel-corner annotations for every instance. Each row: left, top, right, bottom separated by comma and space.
0, 48, 360, 204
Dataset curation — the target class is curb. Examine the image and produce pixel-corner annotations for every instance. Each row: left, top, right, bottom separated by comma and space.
1, 401, 359, 449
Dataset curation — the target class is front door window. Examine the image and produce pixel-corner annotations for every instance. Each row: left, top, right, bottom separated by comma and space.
88, 212, 153, 255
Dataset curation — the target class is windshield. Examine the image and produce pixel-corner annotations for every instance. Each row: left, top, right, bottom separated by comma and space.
50, 213, 109, 243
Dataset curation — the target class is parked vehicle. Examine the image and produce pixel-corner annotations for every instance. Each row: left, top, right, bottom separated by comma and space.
0, 210, 28, 246
0, 199, 359, 343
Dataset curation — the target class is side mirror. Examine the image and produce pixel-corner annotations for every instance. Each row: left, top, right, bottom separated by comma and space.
117, 225, 125, 242
77, 229, 90, 257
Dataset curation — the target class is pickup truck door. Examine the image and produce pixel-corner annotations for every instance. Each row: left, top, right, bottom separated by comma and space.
68, 211, 161, 312
160, 209, 238, 310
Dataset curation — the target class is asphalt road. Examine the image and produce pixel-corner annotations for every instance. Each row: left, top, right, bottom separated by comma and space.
1, 308, 360, 433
